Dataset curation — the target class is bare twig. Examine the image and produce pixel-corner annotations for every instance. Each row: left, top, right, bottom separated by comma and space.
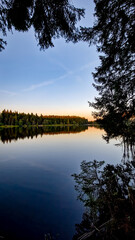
78, 218, 113, 240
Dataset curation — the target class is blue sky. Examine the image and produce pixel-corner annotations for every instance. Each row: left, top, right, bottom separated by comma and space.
0, 0, 99, 120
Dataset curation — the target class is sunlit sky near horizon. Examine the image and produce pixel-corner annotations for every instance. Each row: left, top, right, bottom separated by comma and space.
0, 0, 100, 120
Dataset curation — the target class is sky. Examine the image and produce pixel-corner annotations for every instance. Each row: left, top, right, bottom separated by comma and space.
0, 0, 100, 121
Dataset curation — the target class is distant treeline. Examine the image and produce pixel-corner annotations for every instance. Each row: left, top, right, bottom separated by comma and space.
0, 110, 88, 126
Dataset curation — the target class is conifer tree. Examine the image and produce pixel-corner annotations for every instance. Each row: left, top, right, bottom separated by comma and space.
81, 0, 135, 120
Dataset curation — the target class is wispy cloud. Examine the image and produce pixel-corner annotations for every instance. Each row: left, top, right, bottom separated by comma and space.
21, 61, 97, 93
79, 61, 99, 72
0, 90, 17, 96
1, 61, 97, 96
22, 72, 73, 92
79, 63, 92, 71
56, 72, 72, 81
48, 56, 73, 74
23, 80, 54, 92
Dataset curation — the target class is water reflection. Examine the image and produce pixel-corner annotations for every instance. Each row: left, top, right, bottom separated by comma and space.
0, 125, 88, 143
0, 124, 135, 239
72, 122, 135, 239
72, 160, 135, 240
102, 122, 135, 164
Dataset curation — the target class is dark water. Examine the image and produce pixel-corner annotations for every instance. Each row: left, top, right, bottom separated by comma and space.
0, 126, 127, 239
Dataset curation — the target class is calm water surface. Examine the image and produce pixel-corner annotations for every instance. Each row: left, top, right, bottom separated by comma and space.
0, 126, 123, 239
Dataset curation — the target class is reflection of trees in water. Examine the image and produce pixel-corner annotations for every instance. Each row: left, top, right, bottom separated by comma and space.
122, 136, 135, 164
102, 122, 135, 164
71, 122, 135, 239
72, 160, 135, 240
0, 125, 88, 143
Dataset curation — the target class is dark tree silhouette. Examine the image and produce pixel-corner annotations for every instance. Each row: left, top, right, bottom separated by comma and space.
102, 120, 135, 163
0, 0, 84, 51
72, 160, 135, 240
0, 125, 88, 143
0, 109, 88, 126
81, 0, 135, 120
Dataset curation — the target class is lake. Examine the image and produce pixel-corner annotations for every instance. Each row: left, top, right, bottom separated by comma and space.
0, 126, 128, 239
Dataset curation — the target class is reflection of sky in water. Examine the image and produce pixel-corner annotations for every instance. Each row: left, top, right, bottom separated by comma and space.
0, 127, 124, 239
0, 127, 122, 167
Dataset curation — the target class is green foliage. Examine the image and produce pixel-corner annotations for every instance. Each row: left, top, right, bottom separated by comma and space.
0, 109, 88, 126
82, 0, 135, 120
72, 160, 135, 239
0, 0, 84, 51
0, 125, 88, 143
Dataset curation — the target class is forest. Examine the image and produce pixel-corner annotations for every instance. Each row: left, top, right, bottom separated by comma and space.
0, 109, 88, 126
0, 0, 134, 239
